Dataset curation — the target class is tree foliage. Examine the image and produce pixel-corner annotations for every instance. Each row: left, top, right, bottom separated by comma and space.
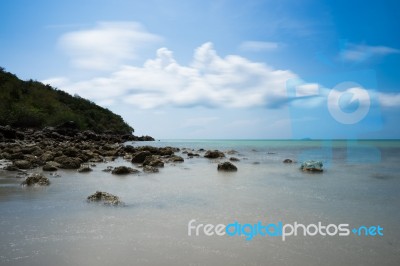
0, 68, 134, 134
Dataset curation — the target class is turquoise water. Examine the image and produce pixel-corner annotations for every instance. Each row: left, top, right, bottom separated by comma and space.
0, 140, 399, 265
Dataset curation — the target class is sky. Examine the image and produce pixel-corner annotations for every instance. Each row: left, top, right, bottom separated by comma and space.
0, 0, 399, 139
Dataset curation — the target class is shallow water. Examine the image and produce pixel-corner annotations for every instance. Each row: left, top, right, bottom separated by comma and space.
0, 140, 399, 265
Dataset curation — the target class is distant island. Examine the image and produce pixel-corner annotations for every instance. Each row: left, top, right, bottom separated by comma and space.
0, 67, 141, 135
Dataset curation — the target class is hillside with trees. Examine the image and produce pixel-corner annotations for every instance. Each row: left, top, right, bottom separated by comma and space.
0, 67, 134, 134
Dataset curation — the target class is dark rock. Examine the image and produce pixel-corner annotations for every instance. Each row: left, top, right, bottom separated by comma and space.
21, 173, 50, 186
143, 165, 159, 173
283, 159, 293, 163
226, 150, 238, 155
43, 161, 60, 171
300, 160, 323, 172
87, 191, 122, 206
217, 162, 238, 172
54, 155, 82, 169
102, 166, 114, 172
143, 155, 164, 167
111, 166, 139, 175
78, 165, 92, 173
14, 160, 32, 169
229, 157, 240, 162
204, 150, 225, 159
0, 125, 17, 139
3, 165, 19, 171
131, 151, 152, 163
169, 155, 184, 162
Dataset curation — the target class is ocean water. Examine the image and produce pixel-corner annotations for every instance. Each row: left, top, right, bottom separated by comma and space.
0, 140, 399, 266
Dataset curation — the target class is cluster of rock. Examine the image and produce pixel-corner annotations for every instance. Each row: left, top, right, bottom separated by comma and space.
0, 123, 159, 172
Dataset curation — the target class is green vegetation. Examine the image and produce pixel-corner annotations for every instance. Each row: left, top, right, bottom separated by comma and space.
0, 67, 134, 134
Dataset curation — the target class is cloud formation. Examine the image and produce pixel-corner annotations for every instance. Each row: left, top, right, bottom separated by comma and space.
58, 21, 162, 70
46, 42, 297, 109
339, 43, 400, 62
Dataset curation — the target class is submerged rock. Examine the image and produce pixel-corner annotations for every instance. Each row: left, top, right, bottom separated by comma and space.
283, 159, 293, 163
87, 191, 122, 206
229, 157, 240, 162
143, 165, 159, 173
217, 162, 238, 172
300, 160, 323, 172
111, 166, 139, 175
204, 150, 225, 159
21, 173, 50, 186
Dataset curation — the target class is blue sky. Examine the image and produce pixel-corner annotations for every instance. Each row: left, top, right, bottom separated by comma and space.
1, 0, 399, 139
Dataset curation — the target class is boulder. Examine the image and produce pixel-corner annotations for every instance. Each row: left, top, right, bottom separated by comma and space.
217, 162, 238, 172
111, 166, 139, 175
300, 160, 323, 172
78, 165, 92, 173
229, 157, 240, 162
43, 161, 60, 171
54, 155, 82, 169
169, 155, 184, 162
131, 151, 152, 163
14, 160, 32, 169
21, 173, 50, 186
87, 191, 122, 206
143, 155, 164, 167
283, 159, 293, 163
204, 150, 225, 159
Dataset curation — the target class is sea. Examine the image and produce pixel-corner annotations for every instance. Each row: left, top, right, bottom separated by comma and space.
0, 140, 399, 266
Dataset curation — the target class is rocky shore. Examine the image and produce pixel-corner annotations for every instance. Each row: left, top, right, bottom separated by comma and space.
0, 123, 154, 172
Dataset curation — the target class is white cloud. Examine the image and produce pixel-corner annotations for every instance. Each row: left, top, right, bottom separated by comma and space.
239, 41, 280, 52
58, 21, 162, 70
48, 42, 297, 109
339, 43, 399, 62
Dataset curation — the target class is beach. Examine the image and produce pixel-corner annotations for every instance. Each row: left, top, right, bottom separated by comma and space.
0, 140, 399, 265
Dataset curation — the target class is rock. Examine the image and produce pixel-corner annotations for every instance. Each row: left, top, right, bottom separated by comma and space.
283, 159, 293, 163
54, 155, 82, 169
229, 157, 240, 162
300, 160, 323, 172
0, 125, 17, 139
226, 150, 238, 155
169, 155, 184, 162
111, 166, 139, 175
102, 166, 113, 172
78, 165, 92, 173
143, 165, 159, 173
217, 162, 238, 172
21, 173, 50, 186
3, 165, 18, 171
87, 191, 122, 206
14, 160, 32, 169
43, 161, 60, 171
204, 150, 225, 159
131, 151, 152, 163
143, 155, 164, 167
